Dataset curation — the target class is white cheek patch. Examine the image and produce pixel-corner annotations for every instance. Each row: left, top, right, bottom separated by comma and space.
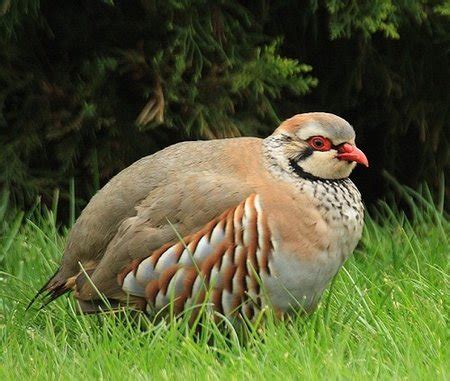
299, 151, 355, 179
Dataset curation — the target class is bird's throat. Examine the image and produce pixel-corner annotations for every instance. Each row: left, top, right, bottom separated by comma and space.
288, 159, 345, 183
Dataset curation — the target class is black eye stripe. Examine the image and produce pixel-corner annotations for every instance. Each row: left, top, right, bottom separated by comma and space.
333, 143, 345, 150
294, 147, 314, 161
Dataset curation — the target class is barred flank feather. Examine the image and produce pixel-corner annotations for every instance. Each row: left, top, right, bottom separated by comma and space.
118, 194, 273, 319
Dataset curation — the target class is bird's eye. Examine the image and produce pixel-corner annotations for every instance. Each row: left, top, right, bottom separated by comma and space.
308, 136, 331, 151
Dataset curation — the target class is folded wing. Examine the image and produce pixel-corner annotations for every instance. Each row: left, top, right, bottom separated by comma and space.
76, 194, 275, 320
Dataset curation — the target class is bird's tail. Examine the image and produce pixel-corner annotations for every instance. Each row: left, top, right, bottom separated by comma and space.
26, 269, 74, 311
27, 267, 145, 314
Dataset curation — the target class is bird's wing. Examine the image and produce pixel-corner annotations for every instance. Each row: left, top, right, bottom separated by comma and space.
73, 174, 255, 302
30, 138, 263, 311
33, 171, 254, 310
55, 138, 261, 282
76, 193, 274, 319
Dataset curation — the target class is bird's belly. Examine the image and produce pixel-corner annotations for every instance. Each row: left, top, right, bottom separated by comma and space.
262, 248, 344, 314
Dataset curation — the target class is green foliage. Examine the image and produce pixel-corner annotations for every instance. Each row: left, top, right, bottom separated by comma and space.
0, 0, 41, 36
0, 0, 317, 206
0, 188, 448, 379
324, 0, 401, 39
318, 0, 447, 40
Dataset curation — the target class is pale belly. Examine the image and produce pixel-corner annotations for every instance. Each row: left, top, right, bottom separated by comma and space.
261, 248, 342, 314
262, 217, 363, 314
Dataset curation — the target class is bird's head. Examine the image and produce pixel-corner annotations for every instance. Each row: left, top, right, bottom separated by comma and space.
264, 112, 368, 181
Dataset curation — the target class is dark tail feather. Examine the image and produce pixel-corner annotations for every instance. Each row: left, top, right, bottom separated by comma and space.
26, 270, 58, 311
38, 283, 72, 310
27, 268, 145, 314
26, 269, 71, 311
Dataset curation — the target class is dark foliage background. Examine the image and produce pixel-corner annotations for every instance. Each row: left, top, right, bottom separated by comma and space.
0, 0, 449, 217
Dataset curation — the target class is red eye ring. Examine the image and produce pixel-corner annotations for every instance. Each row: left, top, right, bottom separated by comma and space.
308, 136, 332, 151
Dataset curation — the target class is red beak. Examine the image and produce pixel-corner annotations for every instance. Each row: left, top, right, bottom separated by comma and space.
337, 143, 369, 167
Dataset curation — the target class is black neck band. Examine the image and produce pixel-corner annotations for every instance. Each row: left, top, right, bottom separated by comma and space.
288, 159, 346, 183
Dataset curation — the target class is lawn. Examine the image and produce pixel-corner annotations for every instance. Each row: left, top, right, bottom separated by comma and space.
0, 189, 448, 380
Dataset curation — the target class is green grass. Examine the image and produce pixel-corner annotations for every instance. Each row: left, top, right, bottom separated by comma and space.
0, 189, 448, 380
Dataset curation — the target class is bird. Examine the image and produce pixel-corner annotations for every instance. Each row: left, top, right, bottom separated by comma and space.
30, 112, 368, 321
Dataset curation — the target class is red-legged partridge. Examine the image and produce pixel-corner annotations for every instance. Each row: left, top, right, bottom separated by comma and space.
31, 112, 368, 320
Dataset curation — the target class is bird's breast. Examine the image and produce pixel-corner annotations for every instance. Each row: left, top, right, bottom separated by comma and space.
261, 178, 364, 313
